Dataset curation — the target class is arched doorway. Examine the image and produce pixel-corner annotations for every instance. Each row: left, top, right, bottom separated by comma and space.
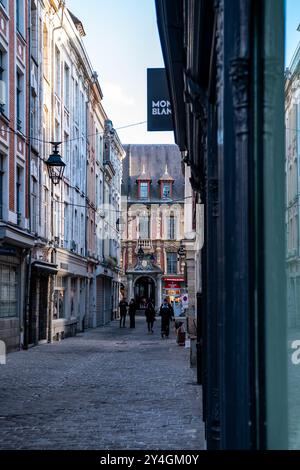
134, 276, 156, 308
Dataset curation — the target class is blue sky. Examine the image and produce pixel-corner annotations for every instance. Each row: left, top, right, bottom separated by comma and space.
286, 0, 300, 66
67, 0, 174, 144
68, 0, 300, 143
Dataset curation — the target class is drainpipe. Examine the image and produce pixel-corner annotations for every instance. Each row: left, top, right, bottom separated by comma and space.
23, 2, 32, 350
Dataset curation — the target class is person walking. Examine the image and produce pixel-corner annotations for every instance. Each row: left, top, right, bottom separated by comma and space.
128, 298, 137, 328
159, 298, 174, 339
145, 299, 156, 334
119, 298, 128, 328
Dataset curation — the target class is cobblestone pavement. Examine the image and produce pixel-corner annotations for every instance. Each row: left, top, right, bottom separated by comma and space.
0, 316, 205, 450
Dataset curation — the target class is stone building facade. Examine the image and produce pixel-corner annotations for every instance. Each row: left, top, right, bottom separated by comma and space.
0, 0, 124, 351
285, 48, 300, 329
0, 0, 34, 352
121, 144, 193, 315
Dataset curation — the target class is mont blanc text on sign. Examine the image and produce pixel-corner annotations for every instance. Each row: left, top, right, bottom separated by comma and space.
147, 68, 173, 131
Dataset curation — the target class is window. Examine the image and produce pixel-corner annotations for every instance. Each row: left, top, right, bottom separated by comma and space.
81, 213, 84, 255
16, 166, 22, 225
16, 70, 24, 131
0, 154, 5, 220
80, 91, 85, 130
31, 177, 37, 233
96, 174, 99, 206
74, 145, 80, 187
64, 203, 69, 246
140, 182, 149, 199
167, 252, 177, 274
0, 48, 8, 115
43, 24, 49, 79
54, 196, 60, 239
53, 288, 65, 320
168, 214, 175, 239
0, 264, 18, 318
63, 132, 69, 178
31, 1, 38, 60
55, 47, 61, 97
43, 187, 48, 238
75, 81, 79, 119
16, 0, 24, 35
162, 182, 171, 198
64, 63, 70, 109
74, 209, 78, 249
99, 135, 103, 164
31, 91, 38, 140
139, 214, 149, 239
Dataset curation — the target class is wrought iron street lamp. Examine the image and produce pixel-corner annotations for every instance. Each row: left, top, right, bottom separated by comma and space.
45, 142, 65, 185
177, 241, 186, 260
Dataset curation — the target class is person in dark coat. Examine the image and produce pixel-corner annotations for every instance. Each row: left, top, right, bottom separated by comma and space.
159, 298, 174, 339
145, 299, 156, 333
119, 298, 128, 328
128, 298, 137, 328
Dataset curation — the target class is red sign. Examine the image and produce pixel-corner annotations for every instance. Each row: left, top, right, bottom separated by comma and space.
163, 277, 185, 282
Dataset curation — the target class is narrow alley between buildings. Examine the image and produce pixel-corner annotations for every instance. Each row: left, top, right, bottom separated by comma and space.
0, 317, 205, 450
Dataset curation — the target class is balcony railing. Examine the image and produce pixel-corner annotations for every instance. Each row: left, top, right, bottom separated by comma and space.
136, 239, 153, 251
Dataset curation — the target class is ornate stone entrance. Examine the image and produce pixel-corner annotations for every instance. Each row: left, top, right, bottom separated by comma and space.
134, 276, 156, 308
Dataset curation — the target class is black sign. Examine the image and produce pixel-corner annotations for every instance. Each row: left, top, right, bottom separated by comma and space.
147, 68, 173, 132
0, 246, 17, 256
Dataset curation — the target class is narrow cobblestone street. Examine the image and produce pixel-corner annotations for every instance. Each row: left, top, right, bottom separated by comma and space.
0, 317, 205, 450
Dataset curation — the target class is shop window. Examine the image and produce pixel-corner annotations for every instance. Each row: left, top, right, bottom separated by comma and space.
0, 264, 17, 318
53, 290, 65, 320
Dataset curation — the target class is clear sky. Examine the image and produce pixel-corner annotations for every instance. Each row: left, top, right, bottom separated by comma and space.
67, 0, 300, 144
67, 0, 174, 145
286, 0, 300, 66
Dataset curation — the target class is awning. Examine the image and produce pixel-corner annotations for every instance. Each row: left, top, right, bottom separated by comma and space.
31, 260, 58, 274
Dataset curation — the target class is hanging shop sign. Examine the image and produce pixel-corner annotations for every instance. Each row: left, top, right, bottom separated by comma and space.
181, 293, 189, 309
147, 68, 173, 132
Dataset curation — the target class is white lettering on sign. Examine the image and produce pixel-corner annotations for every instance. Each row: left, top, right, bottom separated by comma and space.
152, 100, 172, 116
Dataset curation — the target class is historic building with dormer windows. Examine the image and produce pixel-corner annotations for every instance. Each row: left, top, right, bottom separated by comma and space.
120, 144, 194, 315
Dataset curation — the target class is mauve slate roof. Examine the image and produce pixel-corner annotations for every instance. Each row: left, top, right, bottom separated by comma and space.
122, 144, 184, 201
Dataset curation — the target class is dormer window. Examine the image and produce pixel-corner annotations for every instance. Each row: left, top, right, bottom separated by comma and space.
162, 182, 171, 199
136, 164, 151, 200
159, 165, 174, 199
140, 182, 149, 199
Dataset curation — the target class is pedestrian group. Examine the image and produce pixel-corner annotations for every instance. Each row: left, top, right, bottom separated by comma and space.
118, 296, 175, 339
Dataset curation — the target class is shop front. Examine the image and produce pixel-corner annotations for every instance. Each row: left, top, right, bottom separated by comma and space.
162, 276, 186, 317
